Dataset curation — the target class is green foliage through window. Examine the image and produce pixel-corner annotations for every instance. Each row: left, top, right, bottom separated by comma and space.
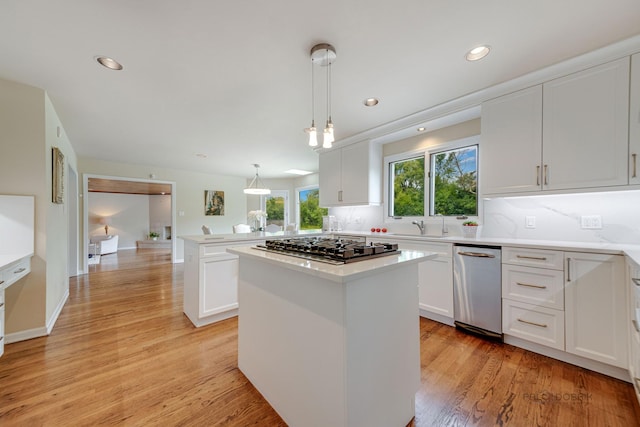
431, 145, 477, 216
389, 157, 424, 217
299, 189, 327, 229
266, 196, 285, 221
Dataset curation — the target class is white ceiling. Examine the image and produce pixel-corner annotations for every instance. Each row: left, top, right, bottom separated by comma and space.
2, 1, 640, 179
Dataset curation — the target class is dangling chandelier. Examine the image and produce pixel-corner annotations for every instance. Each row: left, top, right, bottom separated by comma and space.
243, 164, 271, 195
305, 43, 336, 149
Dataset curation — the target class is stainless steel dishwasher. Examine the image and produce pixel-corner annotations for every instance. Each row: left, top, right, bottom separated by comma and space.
453, 245, 502, 341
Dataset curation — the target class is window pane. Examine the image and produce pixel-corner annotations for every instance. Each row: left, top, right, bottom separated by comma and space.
390, 156, 425, 217
265, 195, 285, 227
299, 188, 328, 230
430, 145, 477, 216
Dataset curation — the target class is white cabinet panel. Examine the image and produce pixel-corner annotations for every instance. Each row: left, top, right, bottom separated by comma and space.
502, 246, 564, 270
565, 252, 627, 368
543, 57, 629, 190
503, 299, 565, 350
319, 140, 381, 207
630, 53, 640, 185
200, 253, 239, 318
502, 264, 564, 310
481, 85, 543, 194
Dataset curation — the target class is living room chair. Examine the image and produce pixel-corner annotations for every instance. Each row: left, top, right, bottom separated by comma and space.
89, 235, 119, 254
202, 225, 212, 234
233, 224, 251, 233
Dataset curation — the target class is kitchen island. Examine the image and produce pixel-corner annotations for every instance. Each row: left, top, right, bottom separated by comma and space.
227, 245, 436, 427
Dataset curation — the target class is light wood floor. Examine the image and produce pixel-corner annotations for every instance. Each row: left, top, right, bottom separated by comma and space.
1, 248, 639, 426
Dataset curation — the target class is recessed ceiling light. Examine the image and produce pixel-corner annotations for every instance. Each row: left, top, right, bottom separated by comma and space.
196, 153, 208, 158
96, 56, 123, 70
363, 98, 379, 107
465, 45, 490, 61
417, 127, 426, 132
284, 169, 313, 176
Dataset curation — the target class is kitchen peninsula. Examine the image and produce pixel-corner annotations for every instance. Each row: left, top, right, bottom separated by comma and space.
227, 244, 436, 427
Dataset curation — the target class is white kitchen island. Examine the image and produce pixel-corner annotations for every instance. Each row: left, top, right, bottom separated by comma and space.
227, 245, 435, 427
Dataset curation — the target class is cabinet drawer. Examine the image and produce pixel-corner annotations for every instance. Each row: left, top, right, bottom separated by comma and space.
503, 247, 564, 270
2, 257, 31, 288
502, 264, 564, 310
503, 299, 565, 350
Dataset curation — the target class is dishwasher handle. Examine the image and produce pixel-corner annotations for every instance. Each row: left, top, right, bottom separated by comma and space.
458, 251, 496, 258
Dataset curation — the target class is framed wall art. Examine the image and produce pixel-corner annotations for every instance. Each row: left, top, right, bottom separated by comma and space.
52, 147, 64, 204
204, 190, 224, 216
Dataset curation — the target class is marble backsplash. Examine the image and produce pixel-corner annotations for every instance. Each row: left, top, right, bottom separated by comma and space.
482, 190, 640, 244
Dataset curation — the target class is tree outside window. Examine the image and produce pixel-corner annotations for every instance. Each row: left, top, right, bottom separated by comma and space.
430, 145, 477, 216
298, 188, 327, 229
389, 156, 424, 217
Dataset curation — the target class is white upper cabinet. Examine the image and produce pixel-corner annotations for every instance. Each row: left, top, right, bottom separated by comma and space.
481, 85, 543, 194
543, 57, 629, 190
481, 57, 631, 196
631, 53, 640, 185
319, 140, 382, 207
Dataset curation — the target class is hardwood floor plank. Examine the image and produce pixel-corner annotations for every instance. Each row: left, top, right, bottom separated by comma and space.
1, 248, 638, 426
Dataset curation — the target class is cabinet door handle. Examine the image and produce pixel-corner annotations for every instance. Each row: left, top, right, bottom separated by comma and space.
13, 267, 26, 274
517, 318, 548, 328
516, 282, 547, 290
566, 258, 571, 282
0, 280, 4, 285
633, 153, 637, 179
516, 255, 547, 261
0, 302, 4, 309
338, 190, 343, 202
633, 278, 640, 287
633, 320, 640, 333
536, 165, 540, 186
543, 164, 549, 186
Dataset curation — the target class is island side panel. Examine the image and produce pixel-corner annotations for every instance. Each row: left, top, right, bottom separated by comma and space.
237, 256, 348, 427
345, 264, 420, 427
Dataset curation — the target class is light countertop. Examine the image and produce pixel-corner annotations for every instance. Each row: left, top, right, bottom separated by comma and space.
179, 229, 323, 244
227, 246, 436, 284
0, 252, 31, 270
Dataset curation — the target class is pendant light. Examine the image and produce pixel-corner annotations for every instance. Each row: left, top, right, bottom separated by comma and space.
306, 43, 336, 149
243, 164, 271, 195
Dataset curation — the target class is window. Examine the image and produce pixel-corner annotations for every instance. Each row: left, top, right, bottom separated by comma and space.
262, 190, 288, 228
296, 186, 328, 230
388, 156, 425, 217
385, 136, 478, 218
430, 144, 478, 216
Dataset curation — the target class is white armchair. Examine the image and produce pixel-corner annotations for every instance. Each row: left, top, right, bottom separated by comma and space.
90, 235, 119, 254
233, 224, 251, 233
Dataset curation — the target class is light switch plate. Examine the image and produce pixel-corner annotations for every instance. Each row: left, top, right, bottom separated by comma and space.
525, 216, 536, 229
581, 215, 602, 229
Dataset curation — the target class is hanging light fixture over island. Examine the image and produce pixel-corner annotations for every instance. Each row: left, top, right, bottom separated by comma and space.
305, 43, 336, 149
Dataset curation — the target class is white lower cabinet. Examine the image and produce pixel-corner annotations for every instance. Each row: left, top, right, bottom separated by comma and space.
0, 284, 4, 357
502, 247, 565, 350
183, 239, 264, 327
371, 237, 453, 324
503, 299, 565, 350
565, 252, 627, 368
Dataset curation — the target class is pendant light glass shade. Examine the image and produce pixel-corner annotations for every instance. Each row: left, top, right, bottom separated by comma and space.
243, 164, 271, 195
307, 43, 336, 148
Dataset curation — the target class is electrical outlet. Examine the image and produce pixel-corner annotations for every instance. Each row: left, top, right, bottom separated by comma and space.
580, 215, 602, 229
525, 216, 536, 229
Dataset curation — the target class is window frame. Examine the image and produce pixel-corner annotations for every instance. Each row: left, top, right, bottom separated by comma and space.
260, 190, 289, 227
383, 135, 481, 224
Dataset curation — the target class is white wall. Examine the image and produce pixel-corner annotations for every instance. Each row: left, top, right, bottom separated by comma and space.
88, 193, 151, 249
149, 194, 171, 239
482, 190, 640, 244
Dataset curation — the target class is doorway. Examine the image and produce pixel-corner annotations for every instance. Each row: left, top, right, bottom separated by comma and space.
82, 174, 177, 273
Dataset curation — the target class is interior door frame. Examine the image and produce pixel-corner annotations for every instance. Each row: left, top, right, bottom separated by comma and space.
82, 173, 177, 273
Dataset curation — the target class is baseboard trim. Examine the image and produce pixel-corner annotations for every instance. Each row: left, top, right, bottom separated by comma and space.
504, 335, 631, 383
419, 309, 454, 327
47, 288, 69, 334
5, 288, 69, 344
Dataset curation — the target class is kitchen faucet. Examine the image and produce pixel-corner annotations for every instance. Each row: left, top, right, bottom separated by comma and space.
411, 220, 426, 235
435, 214, 448, 236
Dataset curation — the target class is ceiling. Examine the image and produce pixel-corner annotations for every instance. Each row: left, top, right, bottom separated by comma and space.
2, 1, 640, 180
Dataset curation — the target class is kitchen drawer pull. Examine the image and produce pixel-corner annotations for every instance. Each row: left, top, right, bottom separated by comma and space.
458, 251, 495, 258
0, 280, 4, 285
0, 302, 3, 309
516, 255, 547, 261
516, 282, 547, 290
633, 278, 640, 287
517, 318, 548, 328
13, 267, 26, 274
0, 336, 3, 343
633, 320, 640, 333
